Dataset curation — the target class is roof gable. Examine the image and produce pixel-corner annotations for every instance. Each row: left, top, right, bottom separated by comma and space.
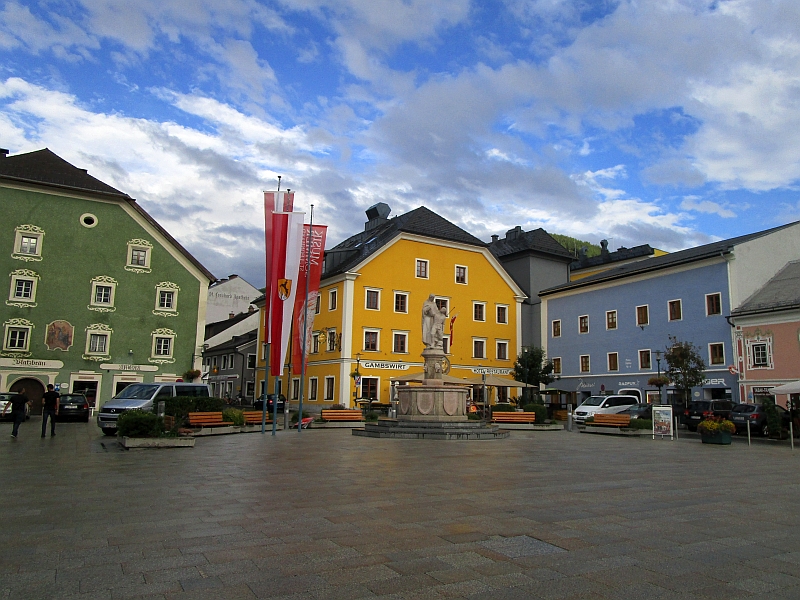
489, 227, 574, 260
732, 260, 800, 315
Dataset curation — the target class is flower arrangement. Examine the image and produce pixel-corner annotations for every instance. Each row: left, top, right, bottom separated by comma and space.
697, 417, 736, 435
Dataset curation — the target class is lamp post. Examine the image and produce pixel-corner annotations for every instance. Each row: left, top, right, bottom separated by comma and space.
654, 350, 664, 405
351, 353, 361, 410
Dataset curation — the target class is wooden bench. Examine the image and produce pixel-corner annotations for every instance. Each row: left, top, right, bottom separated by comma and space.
242, 411, 273, 425
491, 412, 536, 424
321, 409, 364, 422
590, 413, 631, 427
188, 412, 233, 427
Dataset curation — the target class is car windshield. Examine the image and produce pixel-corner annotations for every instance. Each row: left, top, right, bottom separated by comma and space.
114, 384, 159, 399
581, 396, 606, 407
732, 405, 756, 413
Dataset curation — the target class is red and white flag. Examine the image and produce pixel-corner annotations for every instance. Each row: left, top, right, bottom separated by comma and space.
268, 210, 304, 376
263, 191, 294, 343
292, 224, 327, 374
449, 312, 458, 346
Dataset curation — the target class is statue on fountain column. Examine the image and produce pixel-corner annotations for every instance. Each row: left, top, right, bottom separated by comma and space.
421, 294, 437, 348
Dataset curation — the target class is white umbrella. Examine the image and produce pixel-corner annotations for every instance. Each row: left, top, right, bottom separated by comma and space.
770, 381, 800, 395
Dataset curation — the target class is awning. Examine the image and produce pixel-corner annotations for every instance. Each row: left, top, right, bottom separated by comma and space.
390, 372, 469, 384
770, 381, 800, 395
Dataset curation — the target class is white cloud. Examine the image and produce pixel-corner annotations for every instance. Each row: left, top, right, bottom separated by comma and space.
680, 196, 736, 219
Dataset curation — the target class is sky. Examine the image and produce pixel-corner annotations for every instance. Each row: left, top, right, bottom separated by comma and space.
2, 0, 800, 286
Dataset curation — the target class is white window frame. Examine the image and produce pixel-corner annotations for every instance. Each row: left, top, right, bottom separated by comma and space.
579, 354, 590, 373
552, 357, 562, 375
496, 304, 508, 324
150, 328, 176, 362
578, 315, 589, 334
314, 293, 321, 314
708, 342, 725, 366
746, 337, 774, 369
392, 331, 409, 354
364, 287, 381, 311
435, 297, 450, 313
394, 291, 409, 314
291, 378, 300, 400
636, 305, 649, 327
667, 299, 683, 322
363, 328, 380, 352
473, 337, 487, 359
606, 310, 617, 330
247, 354, 256, 369
326, 328, 338, 352
455, 264, 468, 285
309, 377, 318, 401
324, 376, 335, 401
154, 282, 180, 315
360, 376, 380, 402
229, 353, 235, 369
12, 226, 44, 262
415, 258, 429, 279
245, 381, 255, 397
3, 319, 33, 352
496, 340, 509, 361
222, 355, 228, 370
312, 332, 320, 354
607, 352, 619, 372
473, 301, 486, 322
328, 288, 338, 311
8, 270, 39, 307
89, 277, 118, 312
126, 239, 153, 273
442, 334, 450, 355
706, 292, 722, 316
552, 320, 561, 338
639, 349, 652, 370
84, 326, 112, 357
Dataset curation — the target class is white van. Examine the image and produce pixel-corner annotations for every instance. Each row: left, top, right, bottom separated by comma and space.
573, 394, 639, 424
96, 383, 210, 435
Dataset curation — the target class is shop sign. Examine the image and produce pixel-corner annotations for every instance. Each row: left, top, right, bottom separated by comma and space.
471, 367, 512, 375
100, 363, 159, 372
0, 358, 64, 369
703, 378, 727, 385
753, 386, 774, 394
362, 361, 409, 370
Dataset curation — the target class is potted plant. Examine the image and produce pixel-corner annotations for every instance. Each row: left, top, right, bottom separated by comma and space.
697, 417, 735, 445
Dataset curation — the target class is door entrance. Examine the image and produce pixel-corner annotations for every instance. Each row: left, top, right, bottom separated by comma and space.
72, 381, 98, 408
10, 377, 46, 415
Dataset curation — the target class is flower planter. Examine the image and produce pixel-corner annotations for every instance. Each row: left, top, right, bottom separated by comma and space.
700, 431, 732, 445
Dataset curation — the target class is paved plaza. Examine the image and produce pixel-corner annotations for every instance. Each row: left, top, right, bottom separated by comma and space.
2, 420, 800, 600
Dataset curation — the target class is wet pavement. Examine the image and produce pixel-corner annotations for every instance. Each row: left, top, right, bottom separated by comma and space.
2, 417, 800, 599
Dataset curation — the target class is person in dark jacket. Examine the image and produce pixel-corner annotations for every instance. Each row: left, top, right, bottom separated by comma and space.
2, 389, 31, 439
41, 384, 60, 437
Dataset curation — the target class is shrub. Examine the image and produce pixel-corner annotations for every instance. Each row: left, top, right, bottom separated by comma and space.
365, 411, 380, 421
290, 411, 306, 424
195, 397, 226, 412
164, 396, 226, 424
330, 404, 346, 410
222, 408, 245, 427
491, 403, 515, 413
117, 410, 163, 438
627, 418, 653, 430
523, 403, 547, 423
468, 413, 482, 420
182, 369, 201, 382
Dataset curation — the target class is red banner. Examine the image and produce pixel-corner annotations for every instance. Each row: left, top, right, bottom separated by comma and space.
263, 191, 294, 344
268, 211, 304, 376
292, 225, 328, 374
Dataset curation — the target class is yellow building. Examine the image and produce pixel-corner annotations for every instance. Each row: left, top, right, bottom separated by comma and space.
256, 204, 526, 410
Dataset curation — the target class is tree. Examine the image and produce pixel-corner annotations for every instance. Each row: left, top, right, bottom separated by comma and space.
664, 336, 706, 408
513, 346, 554, 404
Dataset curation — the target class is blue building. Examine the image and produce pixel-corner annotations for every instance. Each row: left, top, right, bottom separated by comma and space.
539, 222, 800, 407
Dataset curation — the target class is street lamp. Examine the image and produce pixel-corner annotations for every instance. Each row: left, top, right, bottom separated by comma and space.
654, 350, 664, 405
350, 353, 362, 409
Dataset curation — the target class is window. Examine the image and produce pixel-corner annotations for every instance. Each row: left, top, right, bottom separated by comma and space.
365, 289, 380, 310
247, 354, 256, 369
154, 282, 180, 315
324, 376, 335, 401
636, 305, 649, 327
608, 352, 619, 371
393, 332, 407, 353
580, 355, 590, 373
88, 333, 108, 354
455, 265, 467, 284
159, 290, 174, 309
442, 335, 450, 354
552, 320, 561, 338
155, 337, 172, 356
639, 349, 651, 370
606, 310, 617, 330
292, 378, 300, 400
327, 329, 338, 351
706, 292, 722, 316
151, 328, 176, 362
89, 277, 117, 312
4, 320, 32, 352
394, 292, 408, 313
416, 259, 429, 279
8, 270, 39, 307
752, 343, 768, 367
473, 338, 486, 359
245, 381, 255, 397
435, 298, 449, 312
309, 377, 318, 401
13, 226, 44, 261
126, 239, 153, 273
747, 339, 774, 369
329, 288, 338, 311
668, 299, 682, 321
473, 302, 486, 322
709, 343, 725, 365
312, 333, 320, 354
222, 355, 228, 370
579, 315, 589, 334
14, 279, 32, 299
229, 354, 235, 369
314, 294, 321, 314
361, 377, 379, 401
496, 341, 508, 360
364, 330, 379, 351
496, 305, 508, 324
552, 357, 562, 375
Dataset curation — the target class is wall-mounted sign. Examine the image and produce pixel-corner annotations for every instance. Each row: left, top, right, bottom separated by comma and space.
0, 358, 63, 369
362, 361, 410, 370
471, 367, 512, 375
100, 363, 159, 372
752, 387, 774, 394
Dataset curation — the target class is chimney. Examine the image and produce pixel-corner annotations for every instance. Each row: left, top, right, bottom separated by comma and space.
505, 226, 523, 241
579, 246, 588, 260
229, 312, 235, 319
248, 305, 255, 313
365, 202, 391, 231
491, 234, 499, 243
0, 149, 8, 158
600, 239, 610, 257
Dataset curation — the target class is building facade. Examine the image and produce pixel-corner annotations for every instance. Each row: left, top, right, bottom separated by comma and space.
1, 148, 214, 410
202, 331, 257, 401
206, 275, 261, 324
540, 222, 800, 406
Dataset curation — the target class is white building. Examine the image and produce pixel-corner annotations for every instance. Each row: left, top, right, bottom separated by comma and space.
206, 275, 261, 324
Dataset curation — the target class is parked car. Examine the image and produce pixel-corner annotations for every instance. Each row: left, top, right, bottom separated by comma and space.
619, 403, 652, 420
56, 393, 90, 422
683, 400, 734, 431
0, 392, 31, 421
97, 383, 211, 435
574, 395, 639, 424
252, 394, 286, 413
729, 403, 790, 437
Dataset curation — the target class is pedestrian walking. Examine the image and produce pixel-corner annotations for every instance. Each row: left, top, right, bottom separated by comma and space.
2, 388, 31, 439
41, 384, 60, 437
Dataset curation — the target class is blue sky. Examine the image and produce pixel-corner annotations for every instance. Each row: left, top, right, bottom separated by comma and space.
2, 0, 800, 286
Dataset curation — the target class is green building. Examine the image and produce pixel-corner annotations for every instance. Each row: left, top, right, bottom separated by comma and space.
1, 148, 215, 410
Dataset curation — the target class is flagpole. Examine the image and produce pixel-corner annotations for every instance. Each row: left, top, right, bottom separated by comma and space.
297, 205, 314, 434
264, 175, 281, 436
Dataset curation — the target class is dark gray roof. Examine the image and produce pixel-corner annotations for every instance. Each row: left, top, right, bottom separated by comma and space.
323, 206, 485, 278
0, 148, 129, 197
205, 311, 258, 339
0, 148, 215, 282
540, 222, 800, 297
206, 330, 258, 353
731, 260, 800, 316
489, 227, 574, 261
570, 244, 655, 270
